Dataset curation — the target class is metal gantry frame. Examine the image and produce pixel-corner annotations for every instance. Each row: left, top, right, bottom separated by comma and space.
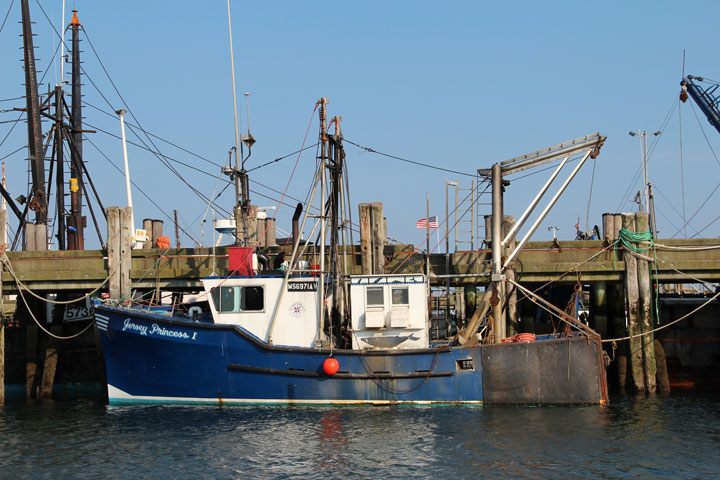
477, 132, 606, 343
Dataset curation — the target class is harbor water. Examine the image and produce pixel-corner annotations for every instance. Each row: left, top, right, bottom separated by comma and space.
1, 393, 719, 479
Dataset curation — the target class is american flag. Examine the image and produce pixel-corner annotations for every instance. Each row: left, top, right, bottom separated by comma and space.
416, 216, 439, 229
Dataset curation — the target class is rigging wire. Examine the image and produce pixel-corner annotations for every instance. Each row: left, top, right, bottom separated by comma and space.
678, 90, 687, 237
246, 143, 320, 173
0, 145, 27, 162
688, 100, 720, 168
83, 134, 208, 245
82, 101, 224, 169
584, 155, 598, 234
343, 138, 475, 177
614, 96, 678, 212
82, 121, 226, 182
77, 25, 224, 212
0, 0, 14, 35
652, 185, 696, 236
690, 214, 720, 238
670, 101, 720, 238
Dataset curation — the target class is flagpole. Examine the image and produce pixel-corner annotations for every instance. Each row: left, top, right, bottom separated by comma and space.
426, 194, 430, 277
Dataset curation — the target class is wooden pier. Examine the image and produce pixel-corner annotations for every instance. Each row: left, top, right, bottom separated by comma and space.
1, 237, 719, 294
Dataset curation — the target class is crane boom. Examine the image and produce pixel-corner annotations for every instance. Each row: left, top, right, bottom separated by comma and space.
681, 75, 720, 135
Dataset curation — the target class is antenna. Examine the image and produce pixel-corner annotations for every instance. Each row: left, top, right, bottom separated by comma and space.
226, 0, 241, 208
242, 92, 256, 168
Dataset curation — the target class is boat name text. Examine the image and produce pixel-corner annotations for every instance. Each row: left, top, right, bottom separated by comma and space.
122, 318, 197, 340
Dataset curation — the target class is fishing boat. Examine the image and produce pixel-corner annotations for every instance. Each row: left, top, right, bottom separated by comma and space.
93, 100, 608, 406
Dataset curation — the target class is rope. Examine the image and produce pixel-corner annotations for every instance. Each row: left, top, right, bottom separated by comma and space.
655, 243, 720, 252
602, 288, 720, 343
617, 228, 653, 253
1, 253, 115, 305
16, 280, 96, 340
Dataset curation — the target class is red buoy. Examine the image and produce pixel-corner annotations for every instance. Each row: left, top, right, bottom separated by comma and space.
323, 357, 339, 375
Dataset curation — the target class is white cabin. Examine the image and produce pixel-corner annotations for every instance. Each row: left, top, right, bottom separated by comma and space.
202, 276, 320, 348
349, 274, 429, 350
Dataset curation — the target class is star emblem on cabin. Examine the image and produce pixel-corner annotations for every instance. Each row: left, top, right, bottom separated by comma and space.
290, 302, 305, 317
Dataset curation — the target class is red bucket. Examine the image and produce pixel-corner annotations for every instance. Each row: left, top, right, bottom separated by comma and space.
516, 333, 536, 342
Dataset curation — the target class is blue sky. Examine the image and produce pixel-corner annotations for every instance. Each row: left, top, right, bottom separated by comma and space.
1, 0, 719, 251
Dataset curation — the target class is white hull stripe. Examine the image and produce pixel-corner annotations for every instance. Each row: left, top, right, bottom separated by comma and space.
106, 385, 483, 406
95, 314, 109, 332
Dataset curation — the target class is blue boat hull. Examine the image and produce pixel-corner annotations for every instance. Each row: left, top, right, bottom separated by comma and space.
94, 305, 485, 405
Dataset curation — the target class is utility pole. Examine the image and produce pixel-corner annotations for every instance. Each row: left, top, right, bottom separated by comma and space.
548, 226, 560, 240
628, 129, 661, 236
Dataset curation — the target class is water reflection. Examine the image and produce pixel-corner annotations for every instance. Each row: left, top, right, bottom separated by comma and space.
1, 394, 718, 479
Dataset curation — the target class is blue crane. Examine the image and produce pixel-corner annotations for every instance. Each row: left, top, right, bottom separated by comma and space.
681, 75, 720, 135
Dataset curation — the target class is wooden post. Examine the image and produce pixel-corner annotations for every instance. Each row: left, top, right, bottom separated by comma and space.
257, 218, 266, 247
607, 214, 627, 391
34, 224, 47, 251
654, 338, 671, 394
0, 208, 5, 405
635, 211, 657, 394
245, 205, 258, 248
591, 282, 608, 339
0, 212, 3, 404
358, 203, 372, 274
265, 218, 276, 247
120, 207, 133, 301
39, 322, 58, 399
622, 213, 644, 393
602, 213, 613, 243
107, 208, 121, 299
25, 223, 35, 251
23, 222, 45, 398
143, 218, 152, 239
371, 203, 385, 274
151, 219, 163, 249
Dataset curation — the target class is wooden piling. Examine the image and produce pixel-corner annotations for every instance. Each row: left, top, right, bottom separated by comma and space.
151, 219, 163, 248
23, 223, 47, 399
635, 212, 657, 394
25, 304, 38, 399
371, 203, 385, 275
245, 205, 258, 248
264, 218, 276, 247
607, 214, 627, 390
591, 282, 608, 338
0, 242, 3, 403
0, 208, 5, 405
358, 204, 372, 274
654, 338, 671, 394
39, 327, 58, 399
107, 208, 121, 299
120, 207, 133, 300
622, 213, 644, 393
602, 213, 613, 243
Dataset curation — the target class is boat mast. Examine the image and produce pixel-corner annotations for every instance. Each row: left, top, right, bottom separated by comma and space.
317, 97, 329, 347
67, 10, 85, 249
20, 0, 47, 228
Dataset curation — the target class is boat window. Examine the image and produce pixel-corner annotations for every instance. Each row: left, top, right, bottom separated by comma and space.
391, 287, 409, 305
211, 286, 264, 313
242, 286, 264, 311
366, 286, 384, 307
